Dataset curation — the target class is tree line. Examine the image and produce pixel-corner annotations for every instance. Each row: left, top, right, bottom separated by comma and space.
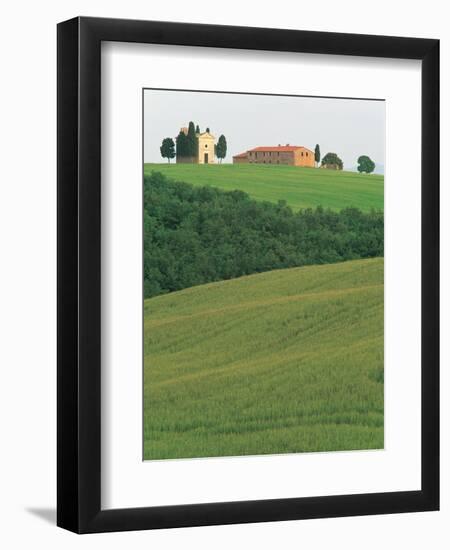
162, 136, 374, 172
144, 171, 384, 298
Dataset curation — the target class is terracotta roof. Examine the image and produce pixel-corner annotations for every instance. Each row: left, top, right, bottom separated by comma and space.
248, 145, 310, 153
232, 151, 248, 158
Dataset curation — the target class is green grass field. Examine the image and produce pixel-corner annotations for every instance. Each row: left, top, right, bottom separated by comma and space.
143, 257, 384, 460
144, 163, 384, 212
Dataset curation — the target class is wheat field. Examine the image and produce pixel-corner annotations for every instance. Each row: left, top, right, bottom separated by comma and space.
143, 257, 384, 460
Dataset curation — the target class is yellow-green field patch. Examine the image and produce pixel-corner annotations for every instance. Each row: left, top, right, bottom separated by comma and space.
144, 258, 384, 459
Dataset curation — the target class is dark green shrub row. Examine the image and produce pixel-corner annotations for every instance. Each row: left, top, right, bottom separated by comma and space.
144, 172, 384, 298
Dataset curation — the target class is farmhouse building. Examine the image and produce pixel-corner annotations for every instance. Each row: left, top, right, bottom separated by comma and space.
232, 145, 315, 167
321, 163, 342, 170
177, 127, 216, 164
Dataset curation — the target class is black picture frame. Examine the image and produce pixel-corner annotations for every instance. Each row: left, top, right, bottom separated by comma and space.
57, 16, 439, 533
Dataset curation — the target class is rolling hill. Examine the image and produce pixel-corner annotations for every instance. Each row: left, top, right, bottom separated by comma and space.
144, 163, 384, 212
143, 257, 384, 460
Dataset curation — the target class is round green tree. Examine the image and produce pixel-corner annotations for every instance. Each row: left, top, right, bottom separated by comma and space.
321, 152, 343, 170
160, 137, 175, 163
357, 155, 376, 174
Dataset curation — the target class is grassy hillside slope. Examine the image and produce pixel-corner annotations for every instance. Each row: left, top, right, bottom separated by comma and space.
144, 258, 384, 460
144, 163, 384, 212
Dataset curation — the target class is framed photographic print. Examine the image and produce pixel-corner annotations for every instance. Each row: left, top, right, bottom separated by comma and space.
57, 17, 439, 533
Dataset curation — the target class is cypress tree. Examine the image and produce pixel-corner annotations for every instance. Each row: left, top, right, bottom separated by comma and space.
216, 135, 227, 163
176, 131, 188, 158
187, 121, 198, 160
314, 144, 321, 166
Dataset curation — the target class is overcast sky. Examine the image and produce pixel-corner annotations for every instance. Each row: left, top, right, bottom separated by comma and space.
143, 89, 385, 171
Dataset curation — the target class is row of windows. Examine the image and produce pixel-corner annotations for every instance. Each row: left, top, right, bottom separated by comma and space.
249, 160, 284, 164
250, 151, 281, 157
250, 150, 309, 157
